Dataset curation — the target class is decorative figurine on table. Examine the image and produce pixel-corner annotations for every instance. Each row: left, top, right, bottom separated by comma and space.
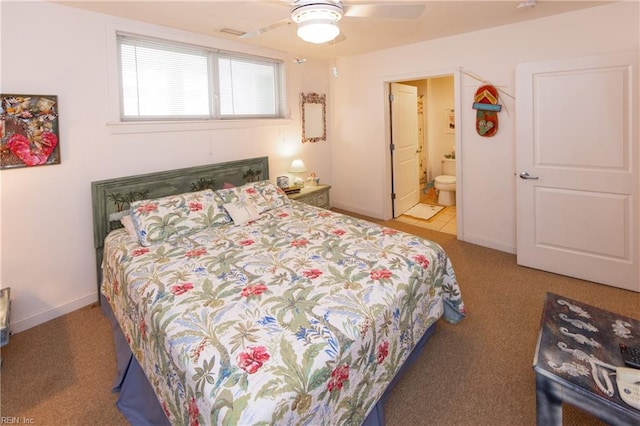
276, 176, 289, 189
307, 172, 319, 187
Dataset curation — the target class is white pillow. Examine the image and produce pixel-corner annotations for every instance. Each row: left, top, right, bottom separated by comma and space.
120, 215, 138, 239
216, 183, 271, 213
223, 200, 260, 226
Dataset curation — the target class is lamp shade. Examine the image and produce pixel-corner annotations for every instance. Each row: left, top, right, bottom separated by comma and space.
288, 159, 308, 173
291, 2, 343, 45
297, 20, 340, 44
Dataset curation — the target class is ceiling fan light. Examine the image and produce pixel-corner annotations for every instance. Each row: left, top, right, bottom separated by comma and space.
291, 3, 343, 24
297, 20, 340, 44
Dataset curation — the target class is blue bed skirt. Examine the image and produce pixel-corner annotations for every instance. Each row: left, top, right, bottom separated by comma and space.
101, 294, 437, 426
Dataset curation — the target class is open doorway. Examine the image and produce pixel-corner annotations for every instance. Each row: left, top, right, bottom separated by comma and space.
390, 75, 457, 235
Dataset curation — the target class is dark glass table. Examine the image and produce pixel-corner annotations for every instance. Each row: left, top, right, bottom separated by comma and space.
533, 292, 640, 425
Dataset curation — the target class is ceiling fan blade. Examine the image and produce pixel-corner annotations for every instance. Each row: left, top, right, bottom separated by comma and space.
239, 17, 291, 39
344, 3, 425, 19
331, 32, 347, 44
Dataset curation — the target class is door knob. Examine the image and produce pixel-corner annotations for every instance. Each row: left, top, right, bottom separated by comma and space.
519, 172, 539, 180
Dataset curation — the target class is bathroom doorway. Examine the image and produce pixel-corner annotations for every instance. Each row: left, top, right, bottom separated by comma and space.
391, 74, 457, 235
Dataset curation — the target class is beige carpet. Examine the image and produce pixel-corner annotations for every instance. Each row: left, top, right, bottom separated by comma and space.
1, 210, 638, 425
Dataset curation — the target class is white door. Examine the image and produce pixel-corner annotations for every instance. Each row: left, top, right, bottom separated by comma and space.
417, 97, 426, 182
391, 82, 420, 217
516, 52, 639, 292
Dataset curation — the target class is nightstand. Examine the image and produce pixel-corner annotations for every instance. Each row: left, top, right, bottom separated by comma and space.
533, 293, 640, 424
287, 184, 331, 209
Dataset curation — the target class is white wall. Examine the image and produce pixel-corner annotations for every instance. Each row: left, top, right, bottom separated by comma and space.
330, 2, 640, 254
0, 0, 332, 332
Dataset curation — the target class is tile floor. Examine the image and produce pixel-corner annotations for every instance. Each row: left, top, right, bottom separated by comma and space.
396, 193, 457, 235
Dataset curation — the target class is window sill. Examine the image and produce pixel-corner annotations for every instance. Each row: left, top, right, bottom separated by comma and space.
106, 118, 292, 135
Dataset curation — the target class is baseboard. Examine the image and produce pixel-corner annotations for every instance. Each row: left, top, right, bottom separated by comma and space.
461, 234, 516, 254
10, 292, 99, 333
330, 202, 385, 221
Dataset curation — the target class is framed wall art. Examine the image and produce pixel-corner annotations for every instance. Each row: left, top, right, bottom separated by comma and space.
446, 109, 455, 133
0, 94, 60, 169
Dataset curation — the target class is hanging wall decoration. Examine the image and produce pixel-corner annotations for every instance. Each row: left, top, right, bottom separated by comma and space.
472, 85, 501, 137
0, 94, 60, 169
300, 92, 326, 143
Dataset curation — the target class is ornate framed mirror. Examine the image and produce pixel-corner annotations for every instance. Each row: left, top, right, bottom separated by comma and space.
300, 92, 326, 143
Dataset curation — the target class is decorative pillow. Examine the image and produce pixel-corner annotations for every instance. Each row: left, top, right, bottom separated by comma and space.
129, 189, 230, 246
251, 180, 290, 210
215, 183, 272, 213
120, 215, 138, 239
224, 200, 260, 226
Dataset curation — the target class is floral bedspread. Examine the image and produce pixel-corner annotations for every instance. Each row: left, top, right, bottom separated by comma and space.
101, 202, 465, 425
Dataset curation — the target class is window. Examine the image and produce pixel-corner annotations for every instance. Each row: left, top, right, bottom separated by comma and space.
118, 33, 285, 121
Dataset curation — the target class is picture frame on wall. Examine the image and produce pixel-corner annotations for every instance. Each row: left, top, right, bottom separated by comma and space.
0, 94, 60, 170
446, 109, 455, 133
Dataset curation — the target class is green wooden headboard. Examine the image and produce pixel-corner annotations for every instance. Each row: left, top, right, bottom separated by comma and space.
91, 156, 269, 295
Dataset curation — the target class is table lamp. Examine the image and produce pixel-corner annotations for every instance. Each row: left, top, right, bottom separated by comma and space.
289, 159, 307, 187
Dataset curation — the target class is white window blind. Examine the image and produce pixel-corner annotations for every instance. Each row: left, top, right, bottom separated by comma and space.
218, 55, 280, 117
118, 33, 284, 121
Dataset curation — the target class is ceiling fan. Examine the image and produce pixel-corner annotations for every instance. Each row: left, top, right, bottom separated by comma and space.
240, 1, 426, 45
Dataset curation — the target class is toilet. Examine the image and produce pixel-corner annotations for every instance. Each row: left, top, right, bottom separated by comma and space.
434, 158, 456, 206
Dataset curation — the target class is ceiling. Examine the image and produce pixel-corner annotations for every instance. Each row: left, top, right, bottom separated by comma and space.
52, 1, 611, 60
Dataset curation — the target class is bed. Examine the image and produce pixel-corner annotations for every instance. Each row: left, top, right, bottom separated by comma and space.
91, 156, 466, 426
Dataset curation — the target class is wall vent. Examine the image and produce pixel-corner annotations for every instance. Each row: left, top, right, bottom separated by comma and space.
218, 27, 246, 37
